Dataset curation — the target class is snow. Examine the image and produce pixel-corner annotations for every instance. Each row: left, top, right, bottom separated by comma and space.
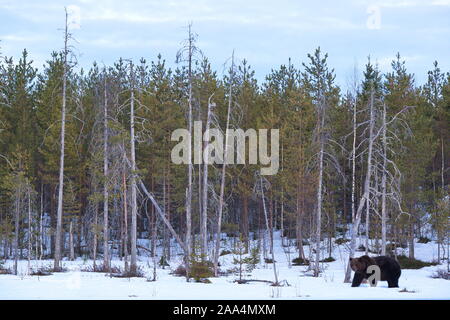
1, 233, 449, 300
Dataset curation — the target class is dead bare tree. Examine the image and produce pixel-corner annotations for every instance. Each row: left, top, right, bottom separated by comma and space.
380, 102, 388, 255
200, 93, 215, 258
39, 183, 44, 261
347, 87, 376, 277
92, 200, 98, 269
13, 183, 20, 275
314, 95, 326, 277
176, 23, 202, 276
375, 103, 411, 256
27, 186, 32, 274
343, 77, 359, 282
213, 51, 235, 276
54, 8, 70, 271
122, 155, 130, 272
102, 72, 110, 271
344, 81, 413, 281
259, 174, 279, 285
128, 61, 138, 274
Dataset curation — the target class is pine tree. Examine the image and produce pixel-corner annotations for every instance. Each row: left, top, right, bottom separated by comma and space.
301, 47, 339, 277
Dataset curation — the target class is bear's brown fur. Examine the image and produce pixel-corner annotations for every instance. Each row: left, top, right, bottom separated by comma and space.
349, 255, 401, 288
350, 255, 376, 272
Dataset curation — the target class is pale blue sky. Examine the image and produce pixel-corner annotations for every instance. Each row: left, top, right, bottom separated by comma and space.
1, 0, 449, 88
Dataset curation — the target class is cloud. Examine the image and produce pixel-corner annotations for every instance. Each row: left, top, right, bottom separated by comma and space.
356, 0, 450, 8
83, 9, 177, 23
81, 36, 179, 49
77, 0, 361, 31
1, 0, 448, 87
431, 0, 450, 5
67, 5, 81, 30
0, 1, 62, 23
375, 54, 422, 70
0, 34, 45, 42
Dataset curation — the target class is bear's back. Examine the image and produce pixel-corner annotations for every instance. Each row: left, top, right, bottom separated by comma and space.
374, 256, 400, 268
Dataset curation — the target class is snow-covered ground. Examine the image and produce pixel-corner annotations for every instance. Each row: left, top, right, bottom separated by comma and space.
1, 233, 449, 300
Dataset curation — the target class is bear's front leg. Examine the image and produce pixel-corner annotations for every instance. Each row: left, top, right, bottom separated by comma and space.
388, 280, 399, 288
351, 272, 365, 287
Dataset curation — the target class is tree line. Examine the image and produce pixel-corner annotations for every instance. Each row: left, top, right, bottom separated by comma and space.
0, 21, 448, 280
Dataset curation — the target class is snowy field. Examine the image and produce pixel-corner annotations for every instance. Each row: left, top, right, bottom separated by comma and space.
1, 233, 449, 300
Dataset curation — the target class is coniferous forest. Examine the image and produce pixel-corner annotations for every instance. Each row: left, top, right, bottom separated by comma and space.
0, 11, 449, 300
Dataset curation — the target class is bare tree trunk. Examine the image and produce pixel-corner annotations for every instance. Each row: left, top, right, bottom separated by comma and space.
409, 214, 415, 259
273, 200, 277, 231
123, 165, 129, 273
150, 177, 156, 257
314, 110, 325, 277
280, 142, 285, 248
213, 54, 233, 274
137, 179, 186, 254
296, 194, 306, 260
69, 220, 74, 261
447, 219, 449, 273
14, 194, 20, 275
200, 94, 214, 258
103, 75, 110, 271
167, 168, 171, 260
438, 233, 441, 263
373, 164, 380, 252
151, 208, 156, 257
54, 8, 69, 271
93, 203, 98, 270
442, 137, 445, 194
118, 195, 123, 260
39, 183, 44, 261
439, 136, 445, 264
129, 67, 138, 274
27, 189, 32, 274
185, 24, 194, 278
296, 112, 306, 261
50, 185, 56, 257
381, 102, 387, 256
365, 196, 370, 255
344, 87, 358, 282
345, 89, 375, 282
260, 176, 278, 285
162, 168, 171, 260
281, 191, 285, 247
269, 197, 274, 255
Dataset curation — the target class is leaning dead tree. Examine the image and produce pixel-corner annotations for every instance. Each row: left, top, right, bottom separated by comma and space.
121, 151, 188, 254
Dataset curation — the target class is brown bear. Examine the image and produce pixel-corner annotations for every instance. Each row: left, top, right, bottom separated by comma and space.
350, 255, 401, 288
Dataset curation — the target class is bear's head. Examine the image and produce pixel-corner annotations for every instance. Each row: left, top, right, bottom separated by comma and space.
349, 255, 376, 272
